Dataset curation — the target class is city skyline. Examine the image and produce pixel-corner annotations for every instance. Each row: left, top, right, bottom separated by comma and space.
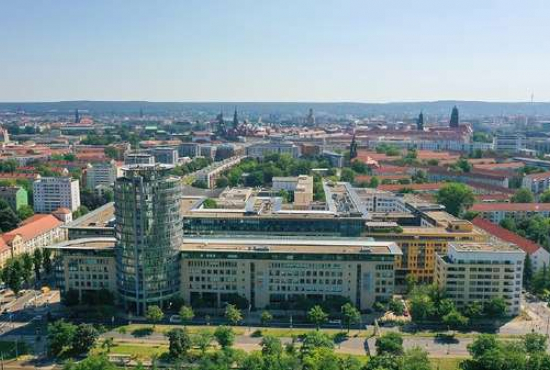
1, 0, 550, 102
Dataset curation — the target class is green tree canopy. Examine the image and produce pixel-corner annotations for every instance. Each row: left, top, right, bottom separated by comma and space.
435, 182, 474, 216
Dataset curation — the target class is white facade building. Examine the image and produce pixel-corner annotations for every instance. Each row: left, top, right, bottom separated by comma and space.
33, 177, 81, 213
86, 161, 118, 191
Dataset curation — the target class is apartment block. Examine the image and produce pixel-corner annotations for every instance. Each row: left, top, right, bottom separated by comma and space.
0, 186, 28, 211
471, 203, 550, 224
33, 177, 81, 213
522, 171, 550, 194
86, 160, 118, 191
435, 242, 524, 315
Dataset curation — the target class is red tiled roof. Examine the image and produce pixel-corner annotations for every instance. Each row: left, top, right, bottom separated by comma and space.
4, 214, 63, 243
356, 174, 411, 182
378, 183, 444, 192
524, 171, 550, 180
472, 217, 540, 255
53, 207, 71, 215
471, 203, 550, 212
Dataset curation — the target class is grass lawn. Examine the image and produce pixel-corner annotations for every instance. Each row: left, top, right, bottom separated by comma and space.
0, 341, 30, 359
96, 343, 168, 359
117, 324, 246, 336
251, 327, 373, 338
431, 357, 463, 370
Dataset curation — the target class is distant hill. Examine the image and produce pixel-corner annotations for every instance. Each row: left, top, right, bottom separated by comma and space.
0, 100, 549, 117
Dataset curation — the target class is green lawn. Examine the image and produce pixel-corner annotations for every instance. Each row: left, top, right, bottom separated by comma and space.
249, 327, 373, 338
96, 343, 168, 359
117, 324, 246, 336
431, 357, 463, 370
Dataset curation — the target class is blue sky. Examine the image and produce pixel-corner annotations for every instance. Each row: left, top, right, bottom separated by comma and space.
1, 0, 549, 102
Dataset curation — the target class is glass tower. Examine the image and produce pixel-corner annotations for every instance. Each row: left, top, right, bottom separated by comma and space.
114, 164, 183, 315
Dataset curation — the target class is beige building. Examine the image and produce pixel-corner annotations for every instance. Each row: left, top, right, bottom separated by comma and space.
180, 238, 399, 310
272, 176, 314, 208
51, 237, 401, 311
435, 242, 524, 315
50, 238, 117, 302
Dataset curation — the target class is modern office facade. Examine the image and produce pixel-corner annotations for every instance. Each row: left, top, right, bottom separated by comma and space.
114, 165, 183, 315
435, 242, 524, 315
33, 177, 81, 213
51, 237, 401, 311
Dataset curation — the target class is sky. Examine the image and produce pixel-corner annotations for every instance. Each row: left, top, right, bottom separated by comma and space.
0, 0, 549, 102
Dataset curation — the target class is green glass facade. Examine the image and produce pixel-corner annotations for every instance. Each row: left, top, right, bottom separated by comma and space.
183, 215, 364, 237
114, 165, 183, 315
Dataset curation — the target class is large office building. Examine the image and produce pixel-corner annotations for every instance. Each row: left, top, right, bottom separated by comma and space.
246, 142, 301, 159
51, 236, 401, 311
435, 242, 524, 315
114, 164, 183, 315
33, 177, 81, 213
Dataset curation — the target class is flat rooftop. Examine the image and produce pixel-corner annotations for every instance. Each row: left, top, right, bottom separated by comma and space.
46, 237, 116, 250
449, 241, 521, 253
64, 202, 115, 228
180, 237, 402, 255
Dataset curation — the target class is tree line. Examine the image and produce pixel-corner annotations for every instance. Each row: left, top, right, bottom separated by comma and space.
1, 248, 52, 294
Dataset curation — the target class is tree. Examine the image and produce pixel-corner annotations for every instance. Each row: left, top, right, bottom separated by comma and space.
511, 188, 535, 203
260, 310, 273, 326
388, 299, 405, 316
63, 355, 117, 370
145, 305, 164, 328
524, 333, 547, 353
72, 324, 99, 354
375, 332, 403, 355
301, 331, 334, 355
48, 320, 77, 357
260, 335, 283, 356
455, 158, 472, 173
405, 274, 418, 293
409, 291, 435, 322
33, 248, 43, 281
540, 190, 550, 203
0, 200, 20, 232
166, 328, 192, 359
437, 298, 455, 317
101, 337, 114, 354
194, 330, 212, 354
6, 260, 23, 295
17, 205, 33, 221
340, 168, 355, 183
467, 334, 499, 359
341, 303, 361, 333
42, 248, 52, 274
179, 305, 194, 325
21, 252, 33, 285
442, 310, 469, 329
402, 346, 431, 370
202, 198, 218, 209
214, 326, 235, 348
224, 304, 243, 326
368, 176, 379, 188
307, 305, 328, 329
524, 255, 533, 289
215, 177, 229, 188
464, 301, 484, 319
435, 182, 474, 216
484, 297, 507, 317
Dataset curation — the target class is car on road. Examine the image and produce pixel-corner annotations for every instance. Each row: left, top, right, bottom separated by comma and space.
169, 315, 182, 324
